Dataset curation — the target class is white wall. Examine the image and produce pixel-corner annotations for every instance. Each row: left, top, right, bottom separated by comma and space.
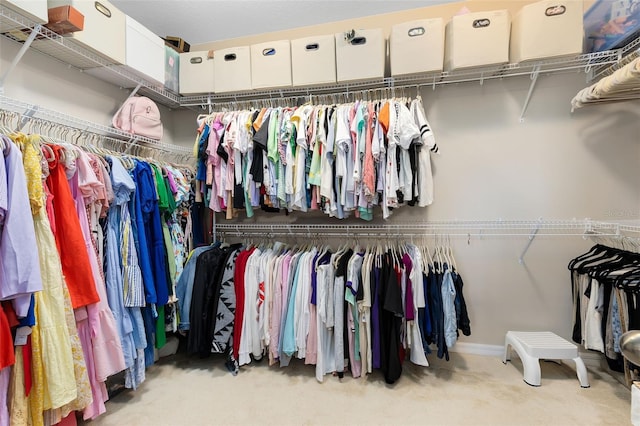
422, 73, 640, 222
418, 72, 639, 345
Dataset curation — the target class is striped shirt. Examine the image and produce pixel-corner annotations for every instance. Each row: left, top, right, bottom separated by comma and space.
121, 202, 146, 307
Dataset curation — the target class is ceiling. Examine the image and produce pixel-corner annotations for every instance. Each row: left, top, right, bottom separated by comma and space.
110, 0, 459, 46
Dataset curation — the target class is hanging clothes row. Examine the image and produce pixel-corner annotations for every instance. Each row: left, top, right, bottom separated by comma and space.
0, 107, 194, 166
192, 96, 439, 221
568, 245, 640, 375
0, 129, 194, 425
175, 238, 470, 385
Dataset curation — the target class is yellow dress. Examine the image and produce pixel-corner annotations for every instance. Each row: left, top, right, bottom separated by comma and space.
9, 346, 28, 426
56, 284, 93, 418
9, 134, 43, 215
33, 209, 78, 409
29, 205, 93, 425
11, 135, 91, 423
29, 318, 44, 426
13, 134, 76, 408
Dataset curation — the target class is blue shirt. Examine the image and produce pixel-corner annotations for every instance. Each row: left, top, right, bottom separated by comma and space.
135, 161, 169, 306
130, 162, 157, 305
176, 245, 215, 331
196, 124, 210, 182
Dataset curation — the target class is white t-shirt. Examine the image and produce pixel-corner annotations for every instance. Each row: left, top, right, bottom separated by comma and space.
411, 98, 439, 207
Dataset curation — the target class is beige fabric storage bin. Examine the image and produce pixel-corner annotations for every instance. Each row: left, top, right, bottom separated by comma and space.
291, 35, 336, 86
390, 18, 444, 76
85, 16, 164, 87
47, 0, 126, 65
445, 10, 511, 71
214, 46, 252, 93
510, 0, 583, 63
180, 51, 215, 95
250, 40, 292, 89
124, 16, 164, 84
335, 28, 385, 82
0, 0, 48, 32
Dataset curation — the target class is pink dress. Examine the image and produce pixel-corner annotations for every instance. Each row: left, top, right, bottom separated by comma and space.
72, 151, 126, 382
75, 307, 108, 420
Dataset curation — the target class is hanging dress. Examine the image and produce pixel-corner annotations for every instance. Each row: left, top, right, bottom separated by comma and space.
13, 135, 77, 410
0, 137, 42, 316
72, 149, 126, 381
44, 145, 108, 420
35, 152, 92, 424
104, 155, 139, 389
45, 145, 99, 308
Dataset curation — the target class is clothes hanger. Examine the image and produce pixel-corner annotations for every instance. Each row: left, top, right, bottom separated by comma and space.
615, 265, 640, 291
41, 143, 55, 163
591, 250, 640, 278
576, 249, 627, 280
439, 234, 449, 267
596, 260, 640, 294
421, 241, 430, 273
568, 244, 608, 270
390, 235, 400, 266
0, 111, 11, 134
446, 234, 457, 271
424, 241, 433, 266
574, 245, 624, 274
435, 235, 443, 273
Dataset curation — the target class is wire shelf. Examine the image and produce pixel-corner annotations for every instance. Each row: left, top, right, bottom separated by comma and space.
215, 220, 640, 239
2, 4, 639, 112
0, 95, 192, 159
588, 36, 640, 82
0, 5, 180, 108
180, 49, 624, 107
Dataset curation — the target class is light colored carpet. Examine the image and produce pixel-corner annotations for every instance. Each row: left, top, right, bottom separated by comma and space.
88, 351, 631, 426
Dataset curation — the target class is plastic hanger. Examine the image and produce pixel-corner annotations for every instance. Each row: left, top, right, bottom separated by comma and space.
591, 250, 640, 279
575, 246, 625, 275
441, 234, 451, 267
616, 266, 640, 292
447, 234, 458, 271
568, 244, 607, 270
437, 236, 445, 272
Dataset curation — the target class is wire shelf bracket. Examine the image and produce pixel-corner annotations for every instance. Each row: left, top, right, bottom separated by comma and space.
15, 103, 38, 131
519, 64, 541, 123
519, 220, 542, 265
0, 23, 41, 93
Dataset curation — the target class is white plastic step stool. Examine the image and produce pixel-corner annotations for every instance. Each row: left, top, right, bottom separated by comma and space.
503, 331, 589, 388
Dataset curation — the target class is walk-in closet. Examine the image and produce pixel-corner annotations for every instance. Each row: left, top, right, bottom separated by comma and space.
1, 0, 639, 425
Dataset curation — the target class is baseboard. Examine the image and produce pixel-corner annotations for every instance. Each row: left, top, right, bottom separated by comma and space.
578, 350, 604, 369
438, 342, 612, 370
448, 342, 504, 357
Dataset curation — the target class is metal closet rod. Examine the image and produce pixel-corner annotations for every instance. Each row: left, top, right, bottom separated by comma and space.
215, 220, 640, 237
188, 66, 584, 109
0, 112, 193, 164
0, 96, 192, 159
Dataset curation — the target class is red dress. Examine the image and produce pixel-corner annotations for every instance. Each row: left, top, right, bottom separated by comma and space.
0, 304, 14, 370
45, 145, 99, 308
